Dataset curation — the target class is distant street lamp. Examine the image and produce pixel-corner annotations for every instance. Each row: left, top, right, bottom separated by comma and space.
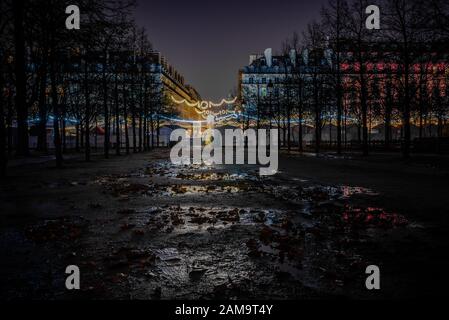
240, 98, 249, 130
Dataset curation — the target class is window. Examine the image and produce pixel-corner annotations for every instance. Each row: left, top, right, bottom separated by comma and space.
248, 77, 254, 84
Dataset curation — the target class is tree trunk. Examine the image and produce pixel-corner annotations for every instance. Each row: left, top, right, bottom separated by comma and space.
335, 58, 342, 152
0, 65, 7, 178
344, 104, 347, 147
138, 112, 142, 152
357, 122, 361, 144
7, 93, 13, 154
143, 84, 148, 151
287, 105, 291, 152
84, 57, 91, 162
335, 0, 342, 155
138, 81, 144, 152
103, 66, 110, 158
150, 114, 154, 149
385, 110, 391, 149
314, 77, 321, 153
123, 89, 130, 155
359, 72, 369, 156
298, 89, 303, 152
143, 86, 148, 151
115, 73, 120, 155
131, 105, 136, 152
402, 69, 411, 159
49, 47, 63, 168
13, 0, 29, 156
298, 117, 303, 152
37, 62, 48, 152
94, 116, 98, 151
418, 85, 425, 139
75, 123, 80, 152
80, 122, 84, 148
62, 116, 66, 153
156, 117, 160, 147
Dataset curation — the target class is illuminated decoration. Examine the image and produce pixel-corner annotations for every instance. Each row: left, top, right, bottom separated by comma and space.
171, 96, 198, 107
209, 97, 238, 107
27, 116, 80, 124
171, 95, 238, 119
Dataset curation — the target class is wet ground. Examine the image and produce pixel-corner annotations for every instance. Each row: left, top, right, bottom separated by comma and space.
0, 149, 448, 299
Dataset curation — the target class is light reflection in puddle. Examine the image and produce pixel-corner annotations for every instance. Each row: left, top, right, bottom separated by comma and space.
339, 186, 379, 198
165, 185, 246, 195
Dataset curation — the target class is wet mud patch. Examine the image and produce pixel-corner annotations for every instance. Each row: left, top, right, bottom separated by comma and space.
0, 216, 91, 299
163, 184, 249, 195
74, 197, 414, 299
144, 160, 263, 181
25, 216, 88, 244
82, 159, 418, 298
0, 152, 429, 299
261, 183, 380, 205
119, 206, 274, 235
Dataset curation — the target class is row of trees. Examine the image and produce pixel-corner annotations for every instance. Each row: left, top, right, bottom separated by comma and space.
0, 0, 177, 178
242, 0, 449, 157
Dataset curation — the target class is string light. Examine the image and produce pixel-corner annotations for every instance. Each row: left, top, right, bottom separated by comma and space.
209, 97, 237, 107
171, 95, 237, 108
171, 95, 238, 119
170, 96, 198, 107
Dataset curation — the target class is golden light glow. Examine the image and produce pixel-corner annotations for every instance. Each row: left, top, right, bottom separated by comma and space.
171, 96, 198, 107
171, 95, 238, 119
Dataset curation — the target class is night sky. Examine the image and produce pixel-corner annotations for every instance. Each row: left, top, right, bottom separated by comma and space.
134, 0, 326, 101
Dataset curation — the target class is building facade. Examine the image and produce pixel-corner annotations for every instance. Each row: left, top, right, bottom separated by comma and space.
25, 49, 201, 149
239, 44, 449, 146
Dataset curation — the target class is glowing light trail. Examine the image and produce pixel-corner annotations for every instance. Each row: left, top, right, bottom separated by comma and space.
170, 95, 237, 108
170, 96, 198, 107
170, 95, 238, 119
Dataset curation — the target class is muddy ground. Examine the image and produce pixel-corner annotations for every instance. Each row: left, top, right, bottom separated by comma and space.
1, 149, 448, 299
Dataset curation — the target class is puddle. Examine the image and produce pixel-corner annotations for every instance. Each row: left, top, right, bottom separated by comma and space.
175, 172, 257, 182
155, 247, 182, 262
263, 184, 379, 204
341, 206, 408, 229
164, 185, 247, 195
338, 186, 379, 198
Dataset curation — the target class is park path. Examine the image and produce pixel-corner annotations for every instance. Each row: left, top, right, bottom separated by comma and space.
0, 150, 436, 299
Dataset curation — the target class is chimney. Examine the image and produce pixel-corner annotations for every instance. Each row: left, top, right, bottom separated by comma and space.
302, 49, 309, 66
249, 54, 258, 65
264, 48, 272, 67
289, 49, 296, 67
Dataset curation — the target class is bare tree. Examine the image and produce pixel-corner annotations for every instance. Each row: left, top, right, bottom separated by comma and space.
322, 0, 349, 154
12, 0, 28, 156
303, 21, 326, 153
344, 0, 374, 156
383, 0, 429, 158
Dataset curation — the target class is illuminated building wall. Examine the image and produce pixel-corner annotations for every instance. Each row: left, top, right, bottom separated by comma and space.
239, 44, 449, 142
